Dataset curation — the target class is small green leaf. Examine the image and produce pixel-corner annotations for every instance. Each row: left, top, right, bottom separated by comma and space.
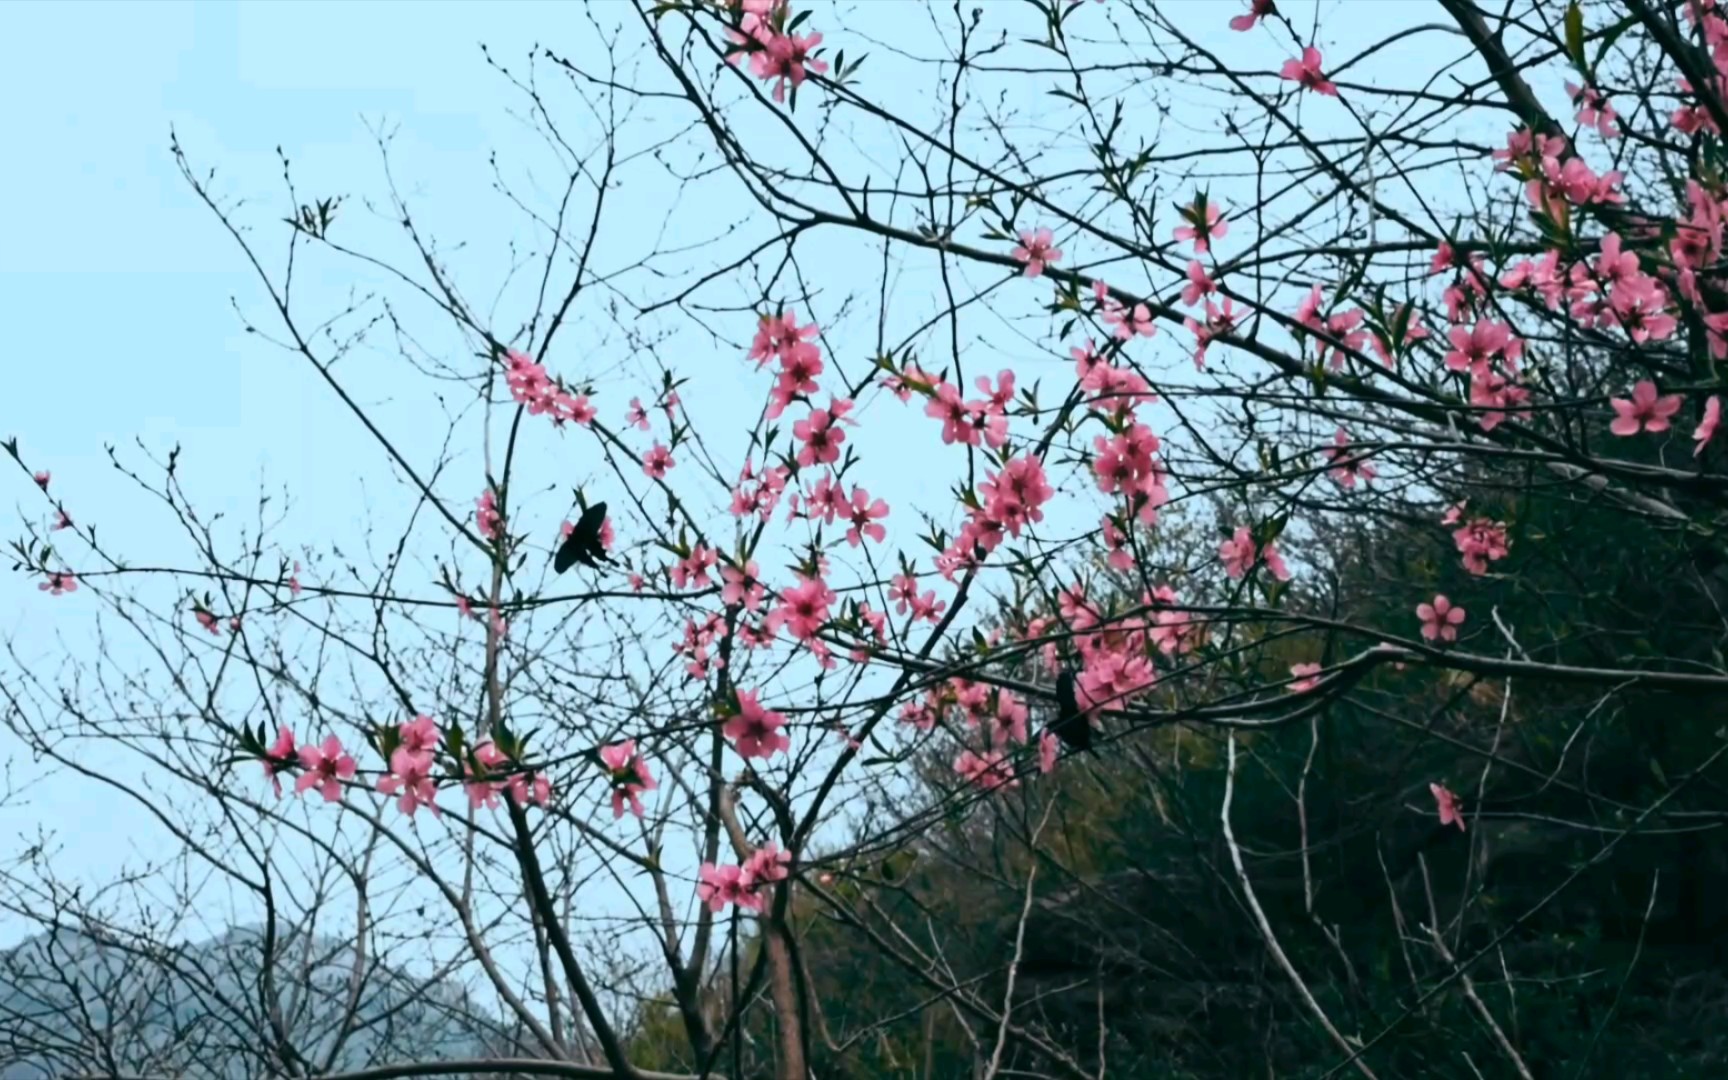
1563, 4, 1585, 70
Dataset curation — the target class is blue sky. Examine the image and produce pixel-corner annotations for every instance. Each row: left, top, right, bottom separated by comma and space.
0, 0, 1453, 957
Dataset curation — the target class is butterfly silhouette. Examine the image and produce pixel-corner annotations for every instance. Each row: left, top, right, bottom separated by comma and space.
1048, 668, 1093, 751
553, 501, 609, 574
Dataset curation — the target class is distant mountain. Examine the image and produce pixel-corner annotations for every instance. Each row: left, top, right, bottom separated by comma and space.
0, 924, 516, 1079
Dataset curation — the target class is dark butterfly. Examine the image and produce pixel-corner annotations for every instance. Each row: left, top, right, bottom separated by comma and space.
1048, 668, 1092, 751
553, 501, 609, 574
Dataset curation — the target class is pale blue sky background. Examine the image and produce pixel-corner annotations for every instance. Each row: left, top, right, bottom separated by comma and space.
0, 0, 1468, 958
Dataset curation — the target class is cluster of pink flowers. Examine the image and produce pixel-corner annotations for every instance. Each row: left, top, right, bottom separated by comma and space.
1570, 234, 1677, 344
724, 0, 828, 104
730, 457, 792, 521
893, 659, 1036, 790
698, 842, 791, 913
752, 310, 825, 421
1671, 2, 1728, 135
923, 373, 1010, 449
1092, 424, 1169, 528
1505, 130, 1625, 222
676, 612, 727, 679
671, 543, 718, 590
1097, 282, 1156, 341
502, 348, 594, 427
888, 572, 946, 624
1436, 315, 1532, 432
937, 454, 1055, 576
1294, 285, 1368, 371
1185, 297, 1238, 370
1072, 338, 1155, 414
1060, 584, 1184, 716
900, 678, 1029, 745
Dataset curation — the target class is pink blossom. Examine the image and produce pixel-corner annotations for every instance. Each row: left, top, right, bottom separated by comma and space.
698, 862, 762, 912
744, 843, 791, 888
793, 403, 846, 467
32, 471, 49, 490
261, 725, 297, 798
724, 689, 791, 759
844, 486, 890, 546
1428, 241, 1456, 277
1229, 0, 1276, 31
1219, 526, 1292, 581
193, 607, 220, 634
1696, 395, 1722, 456
1186, 296, 1239, 369
398, 714, 441, 758
1180, 260, 1217, 307
52, 508, 72, 531
1038, 730, 1060, 774
39, 572, 77, 596
721, 560, 767, 611
626, 397, 651, 430
1565, 80, 1619, 138
771, 574, 835, 640
462, 741, 510, 810
642, 442, 675, 478
1289, 663, 1322, 694
288, 561, 301, 596
600, 739, 657, 820
1430, 782, 1466, 832
295, 735, 357, 803
1102, 298, 1156, 340
377, 746, 441, 818
954, 748, 1017, 792
1011, 227, 1062, 277
1609, 381, 1683, 436
476, 487, 503, 541
1280, 46, 1338, 96
1174, 196, 1227, 254
504, 770, 552, 808
907, 588, 947, 624
1325, 428, 1376, 489
889, 573, 919, 614
1453, 517, 1510, 576
1416, 594, 1466, 643
1443, 320, 1515, 376
748, 28, 829, 104
671, 544, 718, 590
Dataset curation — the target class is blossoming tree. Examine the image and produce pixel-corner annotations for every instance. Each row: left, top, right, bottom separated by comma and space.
10, 0, 1728, 1076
